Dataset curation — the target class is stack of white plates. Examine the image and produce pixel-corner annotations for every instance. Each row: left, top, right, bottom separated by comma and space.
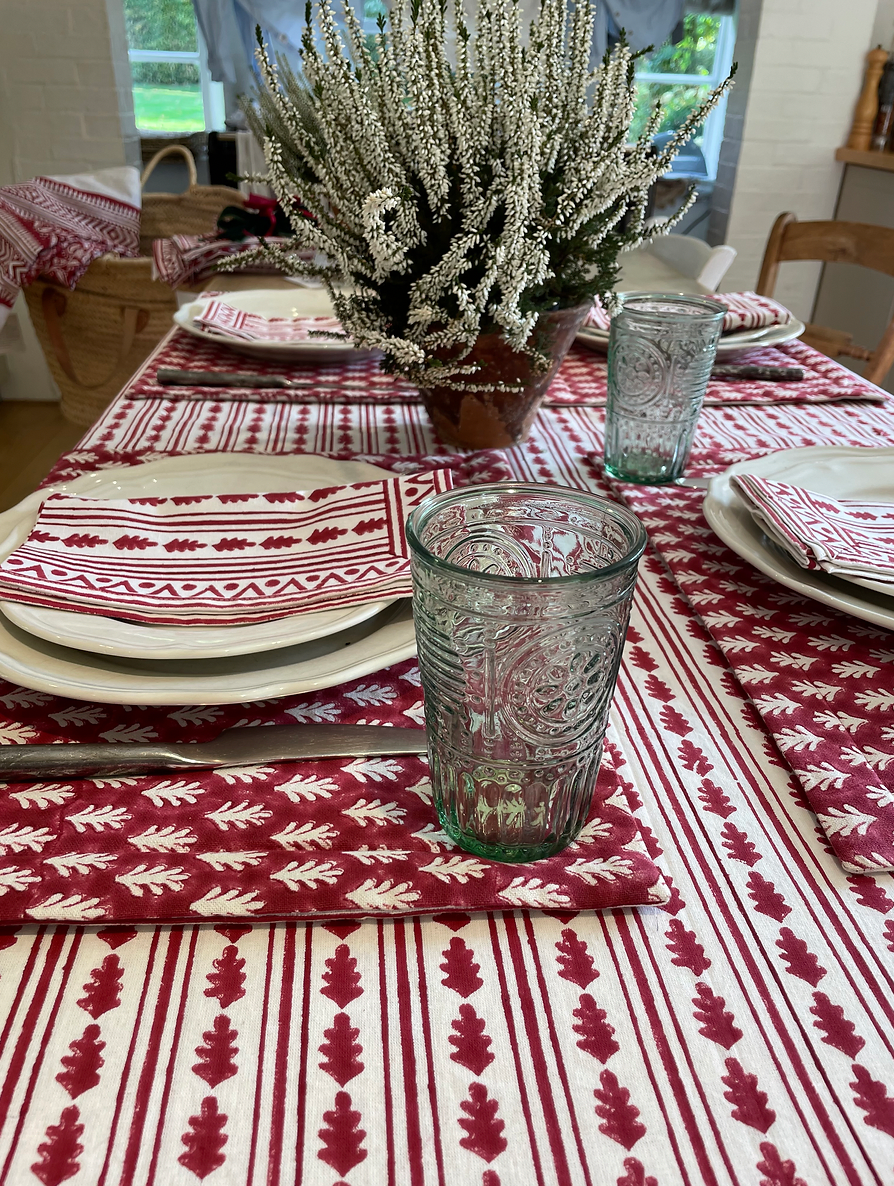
576, 297, 805, 357
704, 446, 894, 630
0, 454, 417, 705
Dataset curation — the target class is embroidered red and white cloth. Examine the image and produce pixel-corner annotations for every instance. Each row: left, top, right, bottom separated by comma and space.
152, 235, 304, 289
732, 472, 894, 585
0, 471, 453, 625
585, 289, 793, 333
2, 358, 894, 1186
0, 166, 141, 327
195, 298, 345, 343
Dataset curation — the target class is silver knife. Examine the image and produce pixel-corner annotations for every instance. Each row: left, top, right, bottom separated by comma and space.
0, 724, 428, 782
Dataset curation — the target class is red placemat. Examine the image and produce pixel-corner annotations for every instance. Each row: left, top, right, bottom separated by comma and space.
125, 330, 888, 409
619, 477, 894, 874
0, 658, 665, 923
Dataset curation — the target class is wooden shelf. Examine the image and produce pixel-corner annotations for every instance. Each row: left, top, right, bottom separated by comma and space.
836, 146, 894, 172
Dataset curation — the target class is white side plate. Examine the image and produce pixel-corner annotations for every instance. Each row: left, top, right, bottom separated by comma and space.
703, 446, 894, 630
577, 317, 806, 358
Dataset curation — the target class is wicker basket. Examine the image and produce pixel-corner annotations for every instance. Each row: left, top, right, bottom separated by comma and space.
24, 145, 243, 428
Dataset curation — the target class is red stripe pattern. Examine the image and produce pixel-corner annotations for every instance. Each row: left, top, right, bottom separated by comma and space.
0, 349, 893, 1182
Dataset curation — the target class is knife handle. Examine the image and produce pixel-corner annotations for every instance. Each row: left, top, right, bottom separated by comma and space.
156, 368, 288, 389
0, 743, 208, 782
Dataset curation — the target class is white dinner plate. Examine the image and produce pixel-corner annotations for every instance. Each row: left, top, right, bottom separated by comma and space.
576, 317, 806, 358
173, 288, 379, 362
0, 453, 400, 663
704, 446, 894, 630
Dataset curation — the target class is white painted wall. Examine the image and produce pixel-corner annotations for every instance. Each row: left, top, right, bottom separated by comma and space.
710, 0, 881, 321
0, 0, 138, 401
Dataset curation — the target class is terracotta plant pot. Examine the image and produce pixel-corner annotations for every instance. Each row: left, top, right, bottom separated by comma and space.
418, 304, 591, 449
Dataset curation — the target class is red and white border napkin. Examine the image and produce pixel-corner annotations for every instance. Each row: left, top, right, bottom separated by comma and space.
152, 235, 308, 289
0, 166, 141, 327
733, 472, 894, 587
0, 470, 453, 625
195, 298, 345, 343
584, 290, 793, 334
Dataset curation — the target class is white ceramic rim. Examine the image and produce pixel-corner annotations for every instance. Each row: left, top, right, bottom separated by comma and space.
703, 445, 894, 630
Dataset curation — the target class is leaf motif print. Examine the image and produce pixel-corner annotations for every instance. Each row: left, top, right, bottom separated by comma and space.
77, 955, 123, 1018
190, 888, 264, 917
178, 1096, 228, 1179
196, 851, 265, 872
271, 821, 338, 849
721, 1058, 776, 1132
0, 824, 54, 853
317, 1091, 367, 1176
448, 1005, 494, 1075
457, 1083, 507, 1163
344, 878, 420, 911
192, 1015, 239, 1087
318, 1013, 364, 1086
141, 781, 205, 808
217, 765, 278, 785
271, 860, 341, 890
27, 894, 106, 921
566, 856, 634, 883
66, 805, 131, 833
593, 1070, 646, 1150
692, 982, 742, 1049
31, 1105, 83, 1186
755, 1143, 807, 1186
664, 920, 710, 976
419, 856, 488, 883
342, 799, 406, 827
440, 938, 483, 998
572, 994, 619, 1063
9, 784, 75, 809
56, 1025, 104, 1099
115, 864, 189, 898
205, 945, 246, 1008
205, 801, 272, 830
321, 944, 363, 1008
774, 929, 826, 986
810, 993, 865, 1058
497, 878, 571, 909
128, 826, 197, 853
341, 757, 405, 783
275, 774, 339, 802
44, 853, 117, 877
555, 929, 599, 989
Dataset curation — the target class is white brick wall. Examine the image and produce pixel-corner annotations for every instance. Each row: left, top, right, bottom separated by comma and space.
712, 0, 880, 321
0, 0, 138, 400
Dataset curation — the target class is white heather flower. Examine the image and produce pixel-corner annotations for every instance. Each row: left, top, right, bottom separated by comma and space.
236, 0, 734, 387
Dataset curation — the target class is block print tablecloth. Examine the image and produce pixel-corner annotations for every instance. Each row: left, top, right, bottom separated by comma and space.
128, 327, 888, 408
1, 352, 894, 1184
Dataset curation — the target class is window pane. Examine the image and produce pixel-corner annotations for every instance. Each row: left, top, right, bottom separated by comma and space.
123, 0, 198, 53
636, 15, 721, 78
630, 82, 711, 144
131, 80, 204, 134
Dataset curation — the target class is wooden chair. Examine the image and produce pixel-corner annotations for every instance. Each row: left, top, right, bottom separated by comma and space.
756, 212, 894, 385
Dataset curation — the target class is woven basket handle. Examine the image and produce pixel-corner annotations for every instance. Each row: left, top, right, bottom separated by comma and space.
41, 288, 149, 391
140, 143, 199, 190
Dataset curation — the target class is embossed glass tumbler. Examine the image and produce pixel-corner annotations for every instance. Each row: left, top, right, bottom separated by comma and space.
406, 484, 646, 862
604, 293, 726, 484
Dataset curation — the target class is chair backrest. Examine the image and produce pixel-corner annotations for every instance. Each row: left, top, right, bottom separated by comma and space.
647, 234, 737, 291
756, 212, 894, 386
757, 213, 894, 295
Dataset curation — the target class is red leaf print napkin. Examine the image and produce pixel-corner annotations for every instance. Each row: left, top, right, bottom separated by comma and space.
733, 473, 894, 586
0, 470, 453, 625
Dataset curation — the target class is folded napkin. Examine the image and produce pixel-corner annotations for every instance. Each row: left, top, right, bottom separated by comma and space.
195, 298, 345, 343
152, 234, 306, 289
584, 290, 793, 335
0, 471, 453, 625
0, 165, 141, 329
733, 473, 894, 587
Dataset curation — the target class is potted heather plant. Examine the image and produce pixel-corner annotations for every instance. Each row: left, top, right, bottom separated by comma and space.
237, 0, 733, 448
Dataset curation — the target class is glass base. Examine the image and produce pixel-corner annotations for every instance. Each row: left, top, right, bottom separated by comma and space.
437, 815, 585, 863
604, 455, 682, 485
430, 740, 602, 864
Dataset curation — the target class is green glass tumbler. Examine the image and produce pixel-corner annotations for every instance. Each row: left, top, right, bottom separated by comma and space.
604, 293, 726, 484
406, 483, 646, 863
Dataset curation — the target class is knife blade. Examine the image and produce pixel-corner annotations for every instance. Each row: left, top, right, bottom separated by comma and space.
0, 724, 428, 782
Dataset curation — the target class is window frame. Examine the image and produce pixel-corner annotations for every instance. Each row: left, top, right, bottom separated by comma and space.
127, 30, 225, 134
634, 13, 737, 180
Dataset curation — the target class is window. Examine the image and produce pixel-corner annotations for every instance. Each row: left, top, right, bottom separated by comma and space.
123, 0, 224, 134
631, 13, 736, 180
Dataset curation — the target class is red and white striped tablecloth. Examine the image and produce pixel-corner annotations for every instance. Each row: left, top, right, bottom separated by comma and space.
1, 348, 894, 1185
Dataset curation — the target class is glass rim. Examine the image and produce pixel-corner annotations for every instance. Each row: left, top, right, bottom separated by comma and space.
617, 291, 727, 323
405, 481, 647, 586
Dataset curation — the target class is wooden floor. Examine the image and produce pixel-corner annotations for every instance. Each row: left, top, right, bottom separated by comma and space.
0, 402, 84, 512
